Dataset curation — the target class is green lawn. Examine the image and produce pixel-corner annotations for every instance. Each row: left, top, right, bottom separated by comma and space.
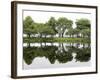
23, 37, 90, 43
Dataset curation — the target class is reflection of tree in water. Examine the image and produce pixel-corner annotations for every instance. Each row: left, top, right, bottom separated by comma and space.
75, 47, 91, 62
56, 51, 73, 63
23, 43, 91, 65
23, 46, 58, 65
66, 43, 91, 62
23, 47, 36, 65
56, 43, 73, 63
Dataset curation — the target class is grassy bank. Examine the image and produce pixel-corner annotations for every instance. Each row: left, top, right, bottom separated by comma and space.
23, 37, 90, 43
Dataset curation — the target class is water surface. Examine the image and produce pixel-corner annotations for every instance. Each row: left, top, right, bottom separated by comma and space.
23, 42, 91, 70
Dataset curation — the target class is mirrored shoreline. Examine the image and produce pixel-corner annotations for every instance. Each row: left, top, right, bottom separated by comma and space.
23, 42, 91, 70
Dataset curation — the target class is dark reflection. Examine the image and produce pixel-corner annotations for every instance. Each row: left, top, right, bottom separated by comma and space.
75, 47, 91, 62
23, 43, 91, 65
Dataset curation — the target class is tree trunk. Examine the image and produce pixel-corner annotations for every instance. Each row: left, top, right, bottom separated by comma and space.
51, 42, 53, 46
59, 33, 63, 38
27, 34, 30, 47
61, 33, 63, 38
27, 43, 30, 47
27, 34, 30, 38
83, 44, 85, 48
45, 35, 46, 38
40, 42, 43, 47
45, 42, 46, 46
59, 33, 60, 38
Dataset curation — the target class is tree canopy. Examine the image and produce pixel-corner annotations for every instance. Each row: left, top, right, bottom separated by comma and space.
23, 16, 91, 39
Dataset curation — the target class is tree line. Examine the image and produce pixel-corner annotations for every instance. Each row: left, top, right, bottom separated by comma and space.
23, 16, 91, 39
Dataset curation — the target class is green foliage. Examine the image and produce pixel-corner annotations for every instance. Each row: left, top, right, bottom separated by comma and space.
81, 29, 91, 37
76, 18, 91, 30
23, 16, 91, 65
23, 16, 74, 38
57, 17, 73, 29
23, 44, 90, 65
46, 17, 57, 28
75, 48, 91, 62
56, 17, 73, 37
23, 16, 91, 46
75, 18, 91, 38
23, 16, 34, 34
23, 16, 34, 28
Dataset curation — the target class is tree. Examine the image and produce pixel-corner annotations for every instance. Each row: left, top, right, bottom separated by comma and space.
46, 17, 57, 36
23, 16, 34, 47
66, 29, 73, 37
56, 17, 73, 37
81, 29, 91, 38
23, 16, 34, 36
75, 18, 91, 38
75, 47, 90, 62
76, 18, 90, 30
73, 28, 80, 37
47, 17, 56, 28
34, 23, 44, 38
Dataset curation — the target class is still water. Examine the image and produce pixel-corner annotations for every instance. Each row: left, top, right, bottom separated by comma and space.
23, 43, 91, 70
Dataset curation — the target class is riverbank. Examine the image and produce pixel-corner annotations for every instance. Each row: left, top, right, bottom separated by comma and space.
23, 37, 90, 43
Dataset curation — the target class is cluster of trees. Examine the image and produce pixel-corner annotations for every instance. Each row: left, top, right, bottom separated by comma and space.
23, 16, 91, 65
23, 43, 90, 65
24, 16, 56, 38
23, 16, 91, 38
70, 19, 91, 38
24, 16, 90, 39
